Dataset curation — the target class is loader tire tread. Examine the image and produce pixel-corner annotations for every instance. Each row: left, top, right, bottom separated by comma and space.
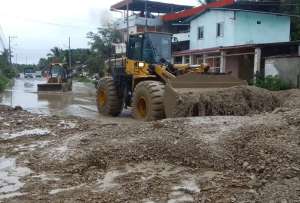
132, 81, 165, 121
97, 77, 123, 117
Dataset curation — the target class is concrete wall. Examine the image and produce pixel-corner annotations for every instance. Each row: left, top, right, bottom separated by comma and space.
190, 10, 235, 50
226, 56, 240, 78
190, 10, 290, 50
234, 11, 290, 45
226, 54, 254, 81
265, 56, 300, 87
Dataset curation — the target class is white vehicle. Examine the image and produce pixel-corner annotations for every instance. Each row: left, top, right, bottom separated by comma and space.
35, 71, 42, 78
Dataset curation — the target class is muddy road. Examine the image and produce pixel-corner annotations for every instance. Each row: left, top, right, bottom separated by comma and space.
0, 78, 133, 123
0, 87, 300, 202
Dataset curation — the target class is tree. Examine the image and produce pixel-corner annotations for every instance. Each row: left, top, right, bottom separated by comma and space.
47, 47, 64, 58
0, 49, 16, 79
0, 49, 9, 69
86, 25, 122, 75
46, 47, 65, 63
38, 58, 49, 70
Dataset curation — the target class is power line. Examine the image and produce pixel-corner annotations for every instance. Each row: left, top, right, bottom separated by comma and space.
1, 15, 99, 30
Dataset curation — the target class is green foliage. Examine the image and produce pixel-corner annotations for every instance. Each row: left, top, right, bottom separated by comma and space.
255, 75, 291, 91
86, 25, 122, 75
1, 67, 17, 78
14, 64, 37, 75
0, 49, 14, 90
85, 54, 105, 77
0, 74, 9, 92
36, 24, 122, 76
0, 50, 9, 69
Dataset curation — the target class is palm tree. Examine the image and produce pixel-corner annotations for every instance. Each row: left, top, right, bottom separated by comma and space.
47, 47, 65, 63
47, 47, 63, 58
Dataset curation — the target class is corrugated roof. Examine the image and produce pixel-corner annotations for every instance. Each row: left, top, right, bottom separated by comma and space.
111, 0, 192, 13
162, 0, 235, 22
184, 8, 295, 22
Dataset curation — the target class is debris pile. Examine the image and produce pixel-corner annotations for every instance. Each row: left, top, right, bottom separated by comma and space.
0, 88, 299, 202
165, 86, 280, 117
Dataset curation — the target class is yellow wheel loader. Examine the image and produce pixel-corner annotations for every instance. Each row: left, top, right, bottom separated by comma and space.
38, 63, 72, 92
96, 32, 246, 121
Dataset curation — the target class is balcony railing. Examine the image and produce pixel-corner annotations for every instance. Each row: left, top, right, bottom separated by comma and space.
173, 32, 190, 42
115, 15, 163, 30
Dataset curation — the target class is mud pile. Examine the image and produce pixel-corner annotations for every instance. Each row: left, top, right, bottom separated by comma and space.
165, 86, 281, 118
0, 89, 300, 202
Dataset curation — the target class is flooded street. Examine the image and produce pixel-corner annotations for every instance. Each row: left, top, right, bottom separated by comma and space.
0, 78, 132, 122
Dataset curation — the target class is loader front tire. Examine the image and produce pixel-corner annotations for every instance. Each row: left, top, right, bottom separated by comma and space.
132, 81, 165, 121
97, 77, 123, 116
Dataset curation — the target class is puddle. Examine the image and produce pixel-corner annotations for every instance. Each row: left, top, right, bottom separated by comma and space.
15, 141, 51, 152
168, 179, 200, 203
168, 192, 194, 203
49, 184, 85, 195
96, 162, 194, 192
98, 170, 124, 191
32, 173, 60, 182
173, 179, 200, 193
58, 120, 77, 129
0, 128, 50, 140
0, 157, 31, 199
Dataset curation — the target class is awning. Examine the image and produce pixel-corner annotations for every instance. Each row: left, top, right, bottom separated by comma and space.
173, 41, 300, 56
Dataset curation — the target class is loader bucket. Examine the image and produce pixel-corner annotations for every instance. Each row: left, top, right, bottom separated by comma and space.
163, 73, 247, 118
38, 83, 64, 92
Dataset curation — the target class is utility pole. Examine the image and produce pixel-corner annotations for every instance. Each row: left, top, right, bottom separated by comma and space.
8, 36, 12, 65
8, 36, 17, 67
68, 37, 71, 70
145, 0, 148, 32
126, 2, 129, 43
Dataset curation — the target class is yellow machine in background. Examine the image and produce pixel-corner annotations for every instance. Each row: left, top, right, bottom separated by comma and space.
38, 63, 72, 92
96, 32, 246, 121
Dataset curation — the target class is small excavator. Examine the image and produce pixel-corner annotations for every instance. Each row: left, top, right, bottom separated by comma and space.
96, 32, 246, 121
38, 63, 72, 92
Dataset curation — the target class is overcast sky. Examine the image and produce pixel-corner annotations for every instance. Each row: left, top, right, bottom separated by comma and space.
0, 0, 198, 64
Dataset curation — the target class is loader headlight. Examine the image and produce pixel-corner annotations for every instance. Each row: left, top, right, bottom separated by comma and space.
138, 62, 145, 68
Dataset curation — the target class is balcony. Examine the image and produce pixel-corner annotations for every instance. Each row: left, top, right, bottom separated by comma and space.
115, 15, 163, 30
173, 32, 190, 42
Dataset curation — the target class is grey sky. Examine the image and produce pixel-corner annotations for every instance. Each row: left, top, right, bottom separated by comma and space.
0, 0, 198, 64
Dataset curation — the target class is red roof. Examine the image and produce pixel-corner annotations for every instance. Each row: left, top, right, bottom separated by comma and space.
162, 0, 235, 22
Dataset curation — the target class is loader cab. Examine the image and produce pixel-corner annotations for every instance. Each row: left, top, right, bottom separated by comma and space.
127, 32, 172, 64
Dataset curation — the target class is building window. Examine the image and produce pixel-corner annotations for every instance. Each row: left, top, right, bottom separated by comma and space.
257, 21, 261, 24
198, 26, 204, 40
216, 22, 224, 37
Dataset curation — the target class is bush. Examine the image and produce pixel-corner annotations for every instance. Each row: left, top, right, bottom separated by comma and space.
255, 75, 291, 91
0, 75, 9, 92
2, 67, 17, 79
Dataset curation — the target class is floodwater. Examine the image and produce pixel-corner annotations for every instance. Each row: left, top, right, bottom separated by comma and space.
0, 157, 31, 199
0, 77, 132, 122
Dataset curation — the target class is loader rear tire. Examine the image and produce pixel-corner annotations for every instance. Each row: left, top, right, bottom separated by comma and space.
97, 77, 123, 116
132, 81, 165, 121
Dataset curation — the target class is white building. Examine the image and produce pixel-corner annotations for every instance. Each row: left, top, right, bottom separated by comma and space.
173, 8, 298, 82
188, 8, 290, 50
